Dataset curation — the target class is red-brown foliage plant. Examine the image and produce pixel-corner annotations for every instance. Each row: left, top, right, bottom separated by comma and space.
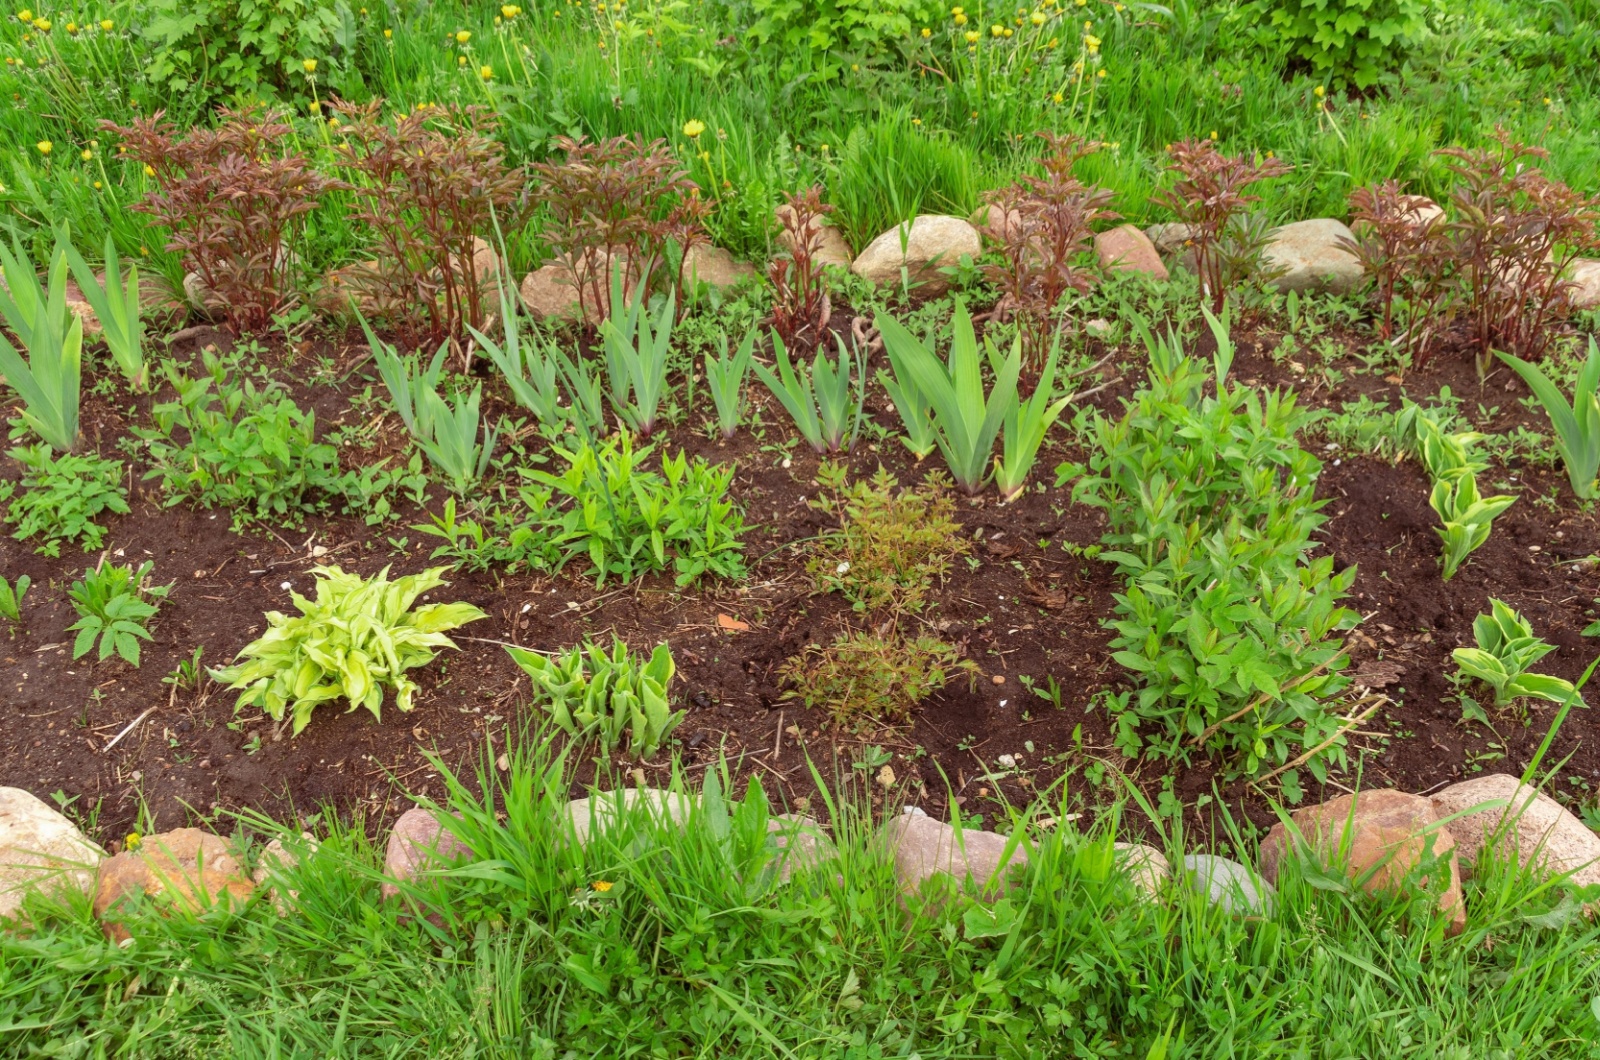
981, 133, 1118, 367
1153, 140, 1293, 314
1341, 180, 1455, 368
106, 106, 345, 334
1437, 129, 1600, 373
528, 135, 709, 323
770, 186, 834, 354
328, 100, 526, 363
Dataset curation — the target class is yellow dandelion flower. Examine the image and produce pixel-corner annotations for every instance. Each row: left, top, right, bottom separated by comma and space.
479, 64, 493, 79
683, 118, 705, 137
99, 17, 111, 29
303, 58, 317, 72
1030, 10, 1045, 24
502, 4, 519, 16
964, 29, 979, 41
920, 26, 930, 36
93, 180, 101, 189
1052, 91, 1063, 103
954, 11, 967, 22
80, 148, 91, 160
455, 29, 470, 42
384, 27, 392, 37
309, 100, 321, 113
457, 54, 466, 64
125, 832, 142, 850
1003, 26, 1013, 35
1209, 129, 1217, 140
35, 140, 50, 155
32, 15, 47, 29
1313, 85, 1324, 98
17, 9, 31, 22
592, 880, 613, 892
1096, 67, 1105, 77
951, 4, 963, 12
65, 21, 77, 32
990, 23, 1003, 34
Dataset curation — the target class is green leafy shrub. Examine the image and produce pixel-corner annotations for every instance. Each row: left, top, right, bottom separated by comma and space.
507, 639, 682, 758
1411, 416, 1514, 581
747, 0, 937, 81
1242, 0, 1427, 88
1065, 310, 1358, 779
780, 630, 977, 725
808, 464, 967, 615
67, 561, 171, 667
1452, 599, 1576, 710
138, 353, 368, 528
522, 435, 746, 586
139, 0, 342, 98
210, 566, 486, 735
2, 446, 129, 557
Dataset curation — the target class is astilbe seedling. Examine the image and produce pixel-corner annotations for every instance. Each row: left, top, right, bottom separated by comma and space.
1152, 139, 1293, 314
981, 133, 1117, 368
769, 185, 834, 354
780, 629, 978, 727
106, 107, 345, 334
1436, 129, 1600, 375
1341, 180, 1455, 367
328, 100, 526, 363
528, 135, 709, 322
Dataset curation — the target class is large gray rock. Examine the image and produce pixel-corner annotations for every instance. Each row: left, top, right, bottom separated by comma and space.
1262, 218, 1364, 294
1259, 789, 1464, 935
1569, 258, 1600, 311
1144, 222, 1198, 257
381, 808, 473, 900
1183, 853, 1275, 916
93, 828, 253, 942
851, 215, 981, 295
564, 788, 693, 847
1430, 774, 1600, 900
882, 813, 1029, 900
1114, 841, 1170, 898
0, 787, 104, 923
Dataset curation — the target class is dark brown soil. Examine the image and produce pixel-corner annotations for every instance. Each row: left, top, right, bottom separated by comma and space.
3, 318, 1598, 851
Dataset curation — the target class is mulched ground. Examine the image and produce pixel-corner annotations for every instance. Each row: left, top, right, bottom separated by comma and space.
3, 314, 1598, 850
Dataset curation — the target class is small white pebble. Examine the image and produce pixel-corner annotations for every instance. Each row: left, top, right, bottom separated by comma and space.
998, 754, 1016, 768
280, 581, 292, 590
781, 457, 792, 469
835, 561, 850, 574
998, 699, 1008, 707
520, 602, 532, 613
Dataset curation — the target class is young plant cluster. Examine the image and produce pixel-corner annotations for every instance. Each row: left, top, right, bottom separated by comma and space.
1066, 309, 1359, 780
507, 639, 682, 758
1411, 414, 1515, 581
781, 464, 977, 726
1452, 599, 1579, 718
1, 446, 128, 556
211, 565, 485, 735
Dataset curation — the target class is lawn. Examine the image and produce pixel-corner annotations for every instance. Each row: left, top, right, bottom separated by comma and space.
2, 0, 1600, 1055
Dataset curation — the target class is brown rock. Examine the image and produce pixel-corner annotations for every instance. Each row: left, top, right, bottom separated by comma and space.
882, 813, 1029, 900
1, 787, 104, 923
564, 788, 692, 847
851, 215, 981, 295
381, 808, 473, 901
1259, 790, 1465, 935
93, 828, 253, 942
1431, 774, 1600, 903
776, 205, 853, 268
1094, 224, 1169, 280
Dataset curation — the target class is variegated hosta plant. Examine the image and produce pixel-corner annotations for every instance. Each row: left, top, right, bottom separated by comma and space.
211, 565, 486, 734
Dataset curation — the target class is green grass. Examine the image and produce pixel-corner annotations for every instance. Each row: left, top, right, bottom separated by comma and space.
1, 0, 1596, 274
4, 732, 1598, 1058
